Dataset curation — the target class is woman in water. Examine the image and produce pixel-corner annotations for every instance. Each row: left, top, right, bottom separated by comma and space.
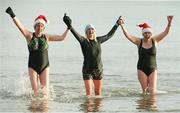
63, 14, 121, 97
118, 16, 173, 94
6, 7, 70, 97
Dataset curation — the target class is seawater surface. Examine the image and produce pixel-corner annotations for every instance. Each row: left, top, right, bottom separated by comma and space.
0, 0, 180, 112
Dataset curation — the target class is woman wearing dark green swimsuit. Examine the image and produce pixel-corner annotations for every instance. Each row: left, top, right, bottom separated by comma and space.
63, 14, 120, 97
118, 16, 173, 94
6, 7, 70, 97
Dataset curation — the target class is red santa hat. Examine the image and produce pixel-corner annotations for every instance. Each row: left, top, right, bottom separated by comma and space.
137, 23, 153, 34
33, 15, 49, 27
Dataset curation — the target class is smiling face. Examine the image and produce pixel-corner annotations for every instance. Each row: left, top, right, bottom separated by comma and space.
34, 23, 45, 35
143, 32, 152, 40
86, 28, 95, 40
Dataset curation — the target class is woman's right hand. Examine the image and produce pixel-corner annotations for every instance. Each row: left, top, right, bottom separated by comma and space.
117, 18, 124, 26
5, 7, 16, 18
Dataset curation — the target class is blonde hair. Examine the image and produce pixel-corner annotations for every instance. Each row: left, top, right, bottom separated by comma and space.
86, 32, 97, 42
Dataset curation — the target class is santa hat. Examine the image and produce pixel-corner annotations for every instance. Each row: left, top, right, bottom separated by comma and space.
85, 24, 96, 33
137, 23, 153, 34
33, 15, 49, 27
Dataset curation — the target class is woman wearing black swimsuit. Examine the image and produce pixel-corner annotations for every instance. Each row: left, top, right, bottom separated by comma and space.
118, 16, 173, 94
6, 7, 70, 97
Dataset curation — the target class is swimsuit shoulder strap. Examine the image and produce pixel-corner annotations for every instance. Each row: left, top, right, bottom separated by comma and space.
28, 33, 35, 44
42, 34, 47, 41
139, 39, 143, 48
152, 38, 155, 45
138, 39, 143, 56
32, 33, 35, 38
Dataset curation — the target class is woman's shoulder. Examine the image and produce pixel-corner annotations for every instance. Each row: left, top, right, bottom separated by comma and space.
44, 33, 51, 41
151, 38, 158, 45
135, 37, 142, 46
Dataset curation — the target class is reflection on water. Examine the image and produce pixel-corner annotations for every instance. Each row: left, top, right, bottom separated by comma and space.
27, 99, 49, 113
80, 97, 102, 112
136, 94, 158, 112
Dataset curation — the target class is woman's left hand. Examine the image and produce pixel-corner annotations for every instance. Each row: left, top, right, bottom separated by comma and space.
167, 15, 173, 26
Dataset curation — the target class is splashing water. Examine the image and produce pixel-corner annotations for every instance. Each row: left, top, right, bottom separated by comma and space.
0, 71, 55, 101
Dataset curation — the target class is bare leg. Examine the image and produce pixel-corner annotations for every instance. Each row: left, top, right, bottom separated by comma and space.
138, 70, 148, 94
39, 67, 49, 95
84, 80, 92, 96
93, 80, 102, 96
28, 68, 39, 96
148, 70, 157, 94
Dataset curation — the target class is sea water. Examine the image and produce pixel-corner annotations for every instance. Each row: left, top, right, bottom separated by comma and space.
0, 0, 180, 112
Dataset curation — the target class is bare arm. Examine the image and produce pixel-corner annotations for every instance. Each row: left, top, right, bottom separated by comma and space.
118, 19, 141, 45
6, 7, 32, 41
12, 17, 32, 41
47, 29, 70, 41
153, 16, 173, 43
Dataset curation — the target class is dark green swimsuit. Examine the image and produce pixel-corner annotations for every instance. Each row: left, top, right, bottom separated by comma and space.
137, 39, 157, 76
28, 33, 49, 75
70, 24, 118, 80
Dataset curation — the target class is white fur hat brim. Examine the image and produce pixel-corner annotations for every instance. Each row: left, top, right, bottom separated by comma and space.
33, 19, 48, 27
142, 28, 153, 34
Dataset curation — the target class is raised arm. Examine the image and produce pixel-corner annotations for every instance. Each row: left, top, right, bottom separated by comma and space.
152, 16, 173, 44
63, 13, 85, 43
70, 27, 85, 43
118, 18, 141, 45
47, 29, 70, 41
97, 23, 118, 43
6, 7, 32, 41
97, 17, 122, 43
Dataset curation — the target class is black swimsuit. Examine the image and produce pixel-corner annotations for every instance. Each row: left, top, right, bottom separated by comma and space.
28, 33, 49, 75
137, 39, 157, 76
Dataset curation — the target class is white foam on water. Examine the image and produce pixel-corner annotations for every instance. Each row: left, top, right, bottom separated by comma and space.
156, 90, 168, 94
0, 71, 56, 101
